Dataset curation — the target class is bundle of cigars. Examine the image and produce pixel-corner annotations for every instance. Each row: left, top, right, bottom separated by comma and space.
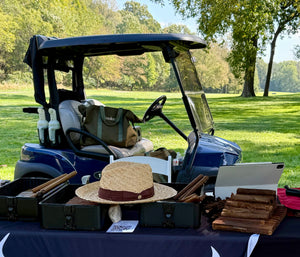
222, 188, 277, 219
202, 197, 226, 221
17, 171, 77, 198
173, 174, 209, 203
212, 188, 287, 235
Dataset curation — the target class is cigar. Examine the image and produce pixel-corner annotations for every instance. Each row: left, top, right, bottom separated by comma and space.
225, 200, 274, 211
178, 193, 201, 203
178, 176, 209, 201
17, 171, 77, 198
204, 200, 226, 215
213, 216, 267, 230
31, 174, 67, 193
237, 188, 276, 197
183, 194, 206, 203
179, 193, 198, 202
230, 194, 275, 205
39, 171, 77, 195
221, 207, 272, 220
173, 174, 204, 200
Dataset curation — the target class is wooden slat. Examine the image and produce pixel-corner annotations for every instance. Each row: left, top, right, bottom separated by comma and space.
225, 200, 275, 211
212, 205, 287, 235
221, 206, 272, 220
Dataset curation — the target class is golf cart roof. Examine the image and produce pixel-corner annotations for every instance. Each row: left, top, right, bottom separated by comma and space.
34, 33, 207, 57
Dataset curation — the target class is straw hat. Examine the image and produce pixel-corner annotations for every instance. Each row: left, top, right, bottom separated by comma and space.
75, 161, 177, 204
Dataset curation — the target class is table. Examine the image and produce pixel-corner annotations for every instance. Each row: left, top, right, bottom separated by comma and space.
0, 217, 299, 257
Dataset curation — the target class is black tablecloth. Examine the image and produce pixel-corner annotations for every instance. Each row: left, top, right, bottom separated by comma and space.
0, 217, 299, 257
251, 216, 300, 256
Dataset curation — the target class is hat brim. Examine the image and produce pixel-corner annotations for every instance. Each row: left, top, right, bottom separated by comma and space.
75, 182, 177, 204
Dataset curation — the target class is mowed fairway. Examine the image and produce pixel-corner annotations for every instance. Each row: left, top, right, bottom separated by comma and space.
0, 89, 299, 187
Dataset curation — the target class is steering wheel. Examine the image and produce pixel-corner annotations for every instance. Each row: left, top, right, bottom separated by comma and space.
143, 95, 167, 122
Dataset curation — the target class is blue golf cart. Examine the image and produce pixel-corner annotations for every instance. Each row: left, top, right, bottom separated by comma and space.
14, 33, 241, 189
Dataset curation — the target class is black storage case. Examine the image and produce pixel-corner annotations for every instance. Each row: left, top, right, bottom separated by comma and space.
140, 183, 202, 228
40, 184, 109, 230
0, 177, 50, 221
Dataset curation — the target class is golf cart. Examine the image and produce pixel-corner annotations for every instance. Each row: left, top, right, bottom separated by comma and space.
14, 33, 241, 188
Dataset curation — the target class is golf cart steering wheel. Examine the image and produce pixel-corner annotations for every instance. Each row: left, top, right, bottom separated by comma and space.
143, 95, 167, 122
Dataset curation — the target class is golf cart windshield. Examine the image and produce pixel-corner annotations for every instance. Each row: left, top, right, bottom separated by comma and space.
175, 51, 214, 134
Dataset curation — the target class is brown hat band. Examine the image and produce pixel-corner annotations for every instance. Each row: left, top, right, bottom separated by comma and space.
98, 186, 154, 202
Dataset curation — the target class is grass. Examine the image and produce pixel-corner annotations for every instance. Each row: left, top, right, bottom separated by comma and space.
0, 88, 299, 188
209, 93, 300, 187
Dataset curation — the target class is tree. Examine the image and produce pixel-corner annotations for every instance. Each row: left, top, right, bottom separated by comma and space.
116, 2, 165, 90
294, 45, 300, 60
89, 0, 121, 34
116, 11, 143, 33
0, 0, 54, 75
0, 8, 17, 53
162, 24, 192, 34
0, 7, 18, 80
123, 1, 161, 33
263, 1, 300, 96
145, 53, 159, 89
192, 43, 242, 93
256, 58, 268, 91
0, 0, 106, 78
153, 0, 275, 97
270, 61, 300, 92
83, 55, 122, 89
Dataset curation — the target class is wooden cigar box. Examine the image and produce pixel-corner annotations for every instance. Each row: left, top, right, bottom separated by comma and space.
212, 188, 287, 235
140, 183, 202, 228
40, 184, 109, 230
0, 177, 55, 221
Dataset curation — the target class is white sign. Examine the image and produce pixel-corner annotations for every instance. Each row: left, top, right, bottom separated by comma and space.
107, 220, 139, 233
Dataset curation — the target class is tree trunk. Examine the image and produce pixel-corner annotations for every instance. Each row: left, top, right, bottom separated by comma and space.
241, 38, 258, 97
241, 71, 256, 97
264, 26, 283, 97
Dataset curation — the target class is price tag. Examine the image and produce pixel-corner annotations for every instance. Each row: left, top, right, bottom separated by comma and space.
106, 220, 139, 233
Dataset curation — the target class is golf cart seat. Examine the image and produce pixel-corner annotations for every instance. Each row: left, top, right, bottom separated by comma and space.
59, 100, 153, 159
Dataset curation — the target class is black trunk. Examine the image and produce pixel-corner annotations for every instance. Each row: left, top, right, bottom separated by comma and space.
264, 26, 283, 97
241, 38, 258, 97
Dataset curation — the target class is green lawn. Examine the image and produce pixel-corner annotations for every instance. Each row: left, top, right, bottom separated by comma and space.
0, 89, 299, 188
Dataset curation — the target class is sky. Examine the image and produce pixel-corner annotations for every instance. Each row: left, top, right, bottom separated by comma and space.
116, 0, 300, 63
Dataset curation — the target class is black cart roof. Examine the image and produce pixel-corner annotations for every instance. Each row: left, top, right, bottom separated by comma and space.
35, 33, 206, 57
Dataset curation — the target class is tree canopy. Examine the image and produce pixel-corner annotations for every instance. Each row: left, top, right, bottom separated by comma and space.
0, 0, 299, 94
153, 0, 300, 96
263, 0, 300, 96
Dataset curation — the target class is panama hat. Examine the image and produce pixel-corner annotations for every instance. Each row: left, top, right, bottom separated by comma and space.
75, 161, 177, 204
